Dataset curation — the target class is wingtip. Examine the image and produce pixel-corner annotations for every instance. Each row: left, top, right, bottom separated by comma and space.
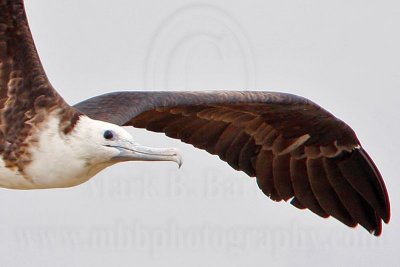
337, 147, 390, 236
357, 148, 391, 224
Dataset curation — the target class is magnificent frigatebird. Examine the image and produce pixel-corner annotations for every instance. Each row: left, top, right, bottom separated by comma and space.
0, 0, 390, 235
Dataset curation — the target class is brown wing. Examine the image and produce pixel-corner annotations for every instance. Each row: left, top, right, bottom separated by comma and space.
0, 1, 77, 169
74, 91, 390, 235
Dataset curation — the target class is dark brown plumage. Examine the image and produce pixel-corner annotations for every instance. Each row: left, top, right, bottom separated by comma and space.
74, 91, 390, 235
0, 0, 390, 235
0, 0, 79, 171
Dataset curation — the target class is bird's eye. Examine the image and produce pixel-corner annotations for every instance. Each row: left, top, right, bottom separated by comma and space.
103, 130, 114, 140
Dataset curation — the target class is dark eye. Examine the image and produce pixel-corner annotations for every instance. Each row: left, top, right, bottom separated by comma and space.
103, 130, 114, 140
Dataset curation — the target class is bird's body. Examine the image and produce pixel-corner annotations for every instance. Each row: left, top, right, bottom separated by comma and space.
0, 111, 73, 189
0, 114, 114, 189
0, 0, 390, 235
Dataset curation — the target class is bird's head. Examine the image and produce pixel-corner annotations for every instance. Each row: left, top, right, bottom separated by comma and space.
69, 116, 183, 168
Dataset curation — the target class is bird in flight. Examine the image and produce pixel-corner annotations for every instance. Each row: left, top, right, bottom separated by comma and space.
0, 1, 390, 235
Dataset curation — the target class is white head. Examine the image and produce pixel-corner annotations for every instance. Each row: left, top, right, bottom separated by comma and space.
24, 115, 182, 189
70, 116, 183, 168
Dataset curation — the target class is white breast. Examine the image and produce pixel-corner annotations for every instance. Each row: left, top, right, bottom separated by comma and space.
0, 114, 100, 189
0, 159, 34, 189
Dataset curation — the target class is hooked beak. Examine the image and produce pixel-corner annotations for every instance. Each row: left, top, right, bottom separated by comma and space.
108, 141, 183, 168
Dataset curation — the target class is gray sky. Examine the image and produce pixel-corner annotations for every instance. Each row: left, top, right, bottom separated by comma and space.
1, 0, 398, 266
